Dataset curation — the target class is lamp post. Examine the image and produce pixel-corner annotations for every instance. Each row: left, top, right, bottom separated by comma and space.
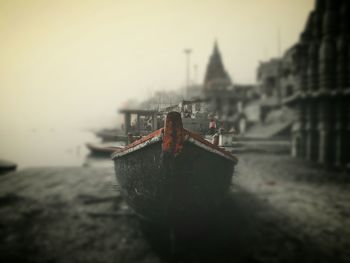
184, 48, 192, 99
193, 64, 198, 85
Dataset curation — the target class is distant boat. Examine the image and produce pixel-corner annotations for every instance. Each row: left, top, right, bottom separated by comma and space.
0, 159, 17, 175
95, 129, 128, 142
112, 112, 238, 225
86, 143, 123, 157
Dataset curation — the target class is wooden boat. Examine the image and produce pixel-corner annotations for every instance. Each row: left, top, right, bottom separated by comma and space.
86, 143, 123, 157
112, 112, 238, 225
95, 130, 128, 142
0, 159, 17, 175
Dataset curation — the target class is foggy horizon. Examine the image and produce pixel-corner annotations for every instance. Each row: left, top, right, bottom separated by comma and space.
1, 0, 314, 167
1, 0, 313, 129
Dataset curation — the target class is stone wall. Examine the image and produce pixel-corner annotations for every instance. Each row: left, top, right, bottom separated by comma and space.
286, 0, 350, 167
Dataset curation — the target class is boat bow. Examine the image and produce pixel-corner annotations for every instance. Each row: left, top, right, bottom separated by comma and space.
112, 112, 237, 164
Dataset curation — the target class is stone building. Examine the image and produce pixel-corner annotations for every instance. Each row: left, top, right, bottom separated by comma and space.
280, 46, 298, 99
203, 41, 258, 133
203, 41, 233, 119
203, 42, 239, 128
284, 0, 350, 167
257, 58, 283, 122
203, 41, 232, 89
257, 58, 282, 101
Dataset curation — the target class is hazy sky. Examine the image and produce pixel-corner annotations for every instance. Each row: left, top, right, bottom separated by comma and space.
0, 0, 314, 128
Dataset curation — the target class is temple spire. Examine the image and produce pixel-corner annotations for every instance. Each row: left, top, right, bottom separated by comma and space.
203, 41, 231, 87
213, 39, 219, 54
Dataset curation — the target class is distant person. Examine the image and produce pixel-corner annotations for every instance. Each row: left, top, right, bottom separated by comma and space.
219, 123, 225, 133
229, 126, 236, 134
239, 115, 247, 137
131, 121, 136, 132
208, 119, 216, 135
127, 132, 134, 144
184, 107, 191, 118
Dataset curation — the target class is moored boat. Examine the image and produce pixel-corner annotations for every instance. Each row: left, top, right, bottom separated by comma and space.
95, 130, 128, 142
0, 159, 17, 175
86, 143, 123, 157
112, 112, 238, 225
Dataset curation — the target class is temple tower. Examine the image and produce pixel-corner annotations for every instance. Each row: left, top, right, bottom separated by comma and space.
203, 41, 231, 90
203, 41, 233, 118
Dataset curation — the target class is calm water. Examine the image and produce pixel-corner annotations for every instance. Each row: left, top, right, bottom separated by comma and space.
0, 126, 111, 169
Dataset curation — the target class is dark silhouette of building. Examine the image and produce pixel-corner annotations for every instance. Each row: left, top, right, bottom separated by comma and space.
284, 0, 350, 167
203, 41, 258, 133
203, 41, 234, 120
257, 58, 282, 100
257, 58, 283, 123
204, 41, 232, 91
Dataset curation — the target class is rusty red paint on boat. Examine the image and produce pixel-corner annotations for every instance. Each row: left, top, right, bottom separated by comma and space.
162, 111, 185, 156
113, 128, 163, 154
113, 112, 236, 162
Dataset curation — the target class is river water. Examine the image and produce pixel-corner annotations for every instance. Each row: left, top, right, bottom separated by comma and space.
0, 125, 113, 169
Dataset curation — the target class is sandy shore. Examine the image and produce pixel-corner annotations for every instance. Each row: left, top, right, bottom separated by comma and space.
0, 153, 349, 263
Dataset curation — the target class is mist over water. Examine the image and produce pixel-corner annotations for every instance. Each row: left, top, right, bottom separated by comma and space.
0, 128, 89, 168
0, 102, 125, 168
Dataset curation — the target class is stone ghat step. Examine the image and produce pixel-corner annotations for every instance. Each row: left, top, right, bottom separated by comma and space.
224, 143, 291, 154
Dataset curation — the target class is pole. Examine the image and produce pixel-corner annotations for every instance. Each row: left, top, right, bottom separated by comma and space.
277, 28, 281, 57
276, 28, 282, 106
184, 48, 192, 99
193, 64, 198, 85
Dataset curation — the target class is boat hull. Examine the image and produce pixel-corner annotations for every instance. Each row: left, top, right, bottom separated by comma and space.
113, 139, 234, 224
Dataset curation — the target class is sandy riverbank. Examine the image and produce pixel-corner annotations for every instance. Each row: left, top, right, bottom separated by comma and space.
0, 153, 349, 263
